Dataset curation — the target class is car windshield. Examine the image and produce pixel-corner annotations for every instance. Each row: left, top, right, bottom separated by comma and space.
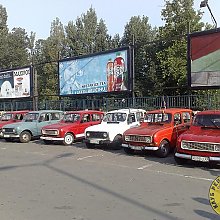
0, 113, 13, 121
103, 112, 127, 122
145, 113, 172, 123
23, 113, 39, 122
193, 114, 220, 128
63, 113, 80, 122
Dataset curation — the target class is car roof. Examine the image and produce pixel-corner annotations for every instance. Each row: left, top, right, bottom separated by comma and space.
65, 110, 104, 114
147, 108, 192, 114
107, 108, 146, 114
196, 110, 220, 115
4, 110, 29, 114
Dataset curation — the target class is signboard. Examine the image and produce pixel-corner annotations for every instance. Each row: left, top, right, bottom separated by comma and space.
188, 28, 220, 89
59, 47, 132, 95
0, 66, 32, 99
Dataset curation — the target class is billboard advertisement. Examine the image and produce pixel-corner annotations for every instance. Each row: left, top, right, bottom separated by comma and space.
0, 66, 32, 99
59, 47, 132, 95
188, 28, 220, 89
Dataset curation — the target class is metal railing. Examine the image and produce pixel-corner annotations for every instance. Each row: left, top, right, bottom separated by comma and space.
0, 94, 219, 112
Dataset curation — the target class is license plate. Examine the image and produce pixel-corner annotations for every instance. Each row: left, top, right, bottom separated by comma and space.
3, 135, 10, 138
192, 156, 209, 162
130, 145, 142, 150
90, 139, 99, 144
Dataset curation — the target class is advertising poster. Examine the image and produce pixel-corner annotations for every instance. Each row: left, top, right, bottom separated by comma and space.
189, 29, 220, 88
59, 48, 130, 95
0, 67, 31, 99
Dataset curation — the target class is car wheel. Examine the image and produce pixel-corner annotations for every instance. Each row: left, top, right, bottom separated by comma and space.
86, 143, 96, 149
156, 140, 170, 158
124, 147, 135, 155
112, 135, 123, 149
19, 131, 31, 143
63, 133, 74, 145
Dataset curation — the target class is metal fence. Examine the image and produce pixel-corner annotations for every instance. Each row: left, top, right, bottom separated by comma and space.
0, 94, 219, 112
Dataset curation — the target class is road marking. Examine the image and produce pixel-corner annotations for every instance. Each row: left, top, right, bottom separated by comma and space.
77, 154, 104, 161
137, 164, 152, 170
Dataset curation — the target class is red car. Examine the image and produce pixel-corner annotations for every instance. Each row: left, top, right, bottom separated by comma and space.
0, 110, 29, 138
122, 108, 193, 157
40, 110, 104, 145
174, 110, 220, 165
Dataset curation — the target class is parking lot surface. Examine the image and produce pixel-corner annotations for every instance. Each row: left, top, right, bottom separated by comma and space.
0, 140, 219, 220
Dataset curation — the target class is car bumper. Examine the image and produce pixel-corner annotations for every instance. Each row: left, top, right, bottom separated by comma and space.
175, 152, 220, 162
3, 134, 19, 138
84, 139, 111, 145
122, 143, 159, 151
40, 136, 64, 141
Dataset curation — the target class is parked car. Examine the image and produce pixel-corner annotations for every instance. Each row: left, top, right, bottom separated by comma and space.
122, 108, 193, 157
0, 110, 29, 137
174, 110, 220, 165
40, 110, 104, 145
84, 108, 146, 149
2, 110, 63, 143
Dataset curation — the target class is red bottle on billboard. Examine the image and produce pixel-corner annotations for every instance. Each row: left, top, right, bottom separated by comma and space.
113, 52, 125, 91
106, 58, 114, 92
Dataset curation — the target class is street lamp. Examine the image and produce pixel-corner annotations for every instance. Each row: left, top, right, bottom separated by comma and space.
200, 0, 217, 28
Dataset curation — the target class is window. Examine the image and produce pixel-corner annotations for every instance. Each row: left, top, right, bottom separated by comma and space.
174, 113, 181, 125
182, 112, 191, 123
92, 113, 102, 121
51, 112, 61, 120
128, 113, 136, 123
82, 114, 90, 123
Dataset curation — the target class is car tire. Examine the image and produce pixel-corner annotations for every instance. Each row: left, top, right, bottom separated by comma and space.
63, 133, 74, 145
124, 147, 135, 155
112, 135, 123, 149
156, 140, 170, 158
19, 131, 31, 143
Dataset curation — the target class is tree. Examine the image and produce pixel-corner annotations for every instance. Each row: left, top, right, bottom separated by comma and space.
121, 15, 158, 96
156, 0, 205, 95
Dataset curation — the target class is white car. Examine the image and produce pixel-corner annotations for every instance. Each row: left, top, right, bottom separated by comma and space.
84, 108, 146, 149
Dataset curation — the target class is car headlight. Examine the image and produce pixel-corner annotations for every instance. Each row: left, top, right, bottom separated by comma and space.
181, 141, 188, 149
13, 128, 16, 133
86, 132, 90, 137
215, 145, 220, 152
124, 135, 130, 141
145, 136, 152, 143
103, 132, 108, 138
2, 128, 5, 133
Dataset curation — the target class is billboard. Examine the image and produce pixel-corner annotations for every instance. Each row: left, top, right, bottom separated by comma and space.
0, 66, 32, 99
59, 47, 132, 95
188, 28, 220, 89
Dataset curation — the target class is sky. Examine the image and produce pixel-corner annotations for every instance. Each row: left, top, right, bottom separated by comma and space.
0, 0, 220, 40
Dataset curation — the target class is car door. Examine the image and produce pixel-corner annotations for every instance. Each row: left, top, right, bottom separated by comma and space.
37, 113, 51, 135
78, 113, 93, 137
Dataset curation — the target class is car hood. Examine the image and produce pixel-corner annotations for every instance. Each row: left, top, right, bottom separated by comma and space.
3, 121, 35, 128
124, 124, 171, 136
180, 127, 220, 143
0, 121, 13, 128
42, 122, 78, 130
85, 122, 125, 132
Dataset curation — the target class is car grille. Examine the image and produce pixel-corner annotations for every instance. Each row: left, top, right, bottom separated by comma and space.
181, 141, 220, 152
125, 135, 151, 143
3, 128, 14, 133
87, 132, 106, 139
43, 129, 58, 136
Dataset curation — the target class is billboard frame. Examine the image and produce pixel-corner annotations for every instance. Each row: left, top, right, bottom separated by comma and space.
58, 46, 133, 97
188, 27, 220, 90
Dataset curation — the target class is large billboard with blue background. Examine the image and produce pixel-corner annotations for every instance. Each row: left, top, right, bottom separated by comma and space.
59, 47, 132, 95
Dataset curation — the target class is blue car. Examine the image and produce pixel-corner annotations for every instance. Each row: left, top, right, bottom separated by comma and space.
2, 110, 63, 143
